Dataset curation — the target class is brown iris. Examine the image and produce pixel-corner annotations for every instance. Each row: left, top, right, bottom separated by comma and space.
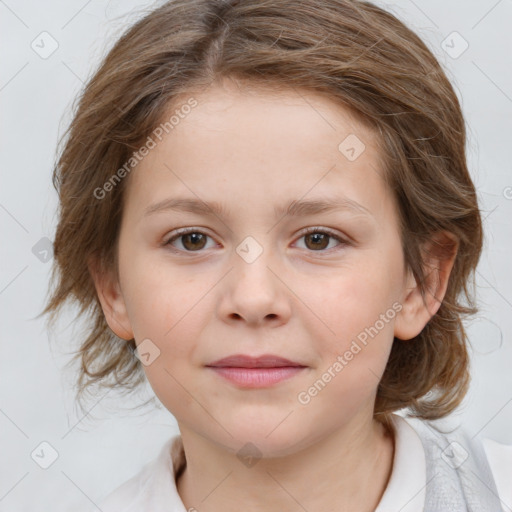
304, 232, 330, 250
181, 232, 207, 251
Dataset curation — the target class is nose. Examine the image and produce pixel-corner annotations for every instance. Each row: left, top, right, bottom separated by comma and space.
215, 248, 292, 328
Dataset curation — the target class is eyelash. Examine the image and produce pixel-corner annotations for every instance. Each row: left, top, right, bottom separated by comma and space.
163, 226, 349, 254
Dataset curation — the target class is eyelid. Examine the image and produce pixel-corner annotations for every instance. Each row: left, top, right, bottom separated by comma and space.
297, 226, 347, 240
163, 226, 211, 242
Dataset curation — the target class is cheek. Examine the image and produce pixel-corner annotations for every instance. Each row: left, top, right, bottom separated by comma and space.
127, 292, 209, 417
309, 263, 400, 338
119, 250, 209, 342
302, 284, 396, 418
301, 254, 400, 382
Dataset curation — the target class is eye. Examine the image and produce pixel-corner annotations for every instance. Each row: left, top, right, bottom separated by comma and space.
163, 226, 348, 253
294, 227, 348, 252
164, 228, 217, 252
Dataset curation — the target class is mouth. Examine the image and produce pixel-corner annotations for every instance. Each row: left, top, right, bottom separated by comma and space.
206, 354, 307, 388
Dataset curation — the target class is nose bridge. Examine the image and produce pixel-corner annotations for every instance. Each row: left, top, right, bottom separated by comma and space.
233, 234, 278, 297
216, 234, 291, 325
237, 242, 275, 286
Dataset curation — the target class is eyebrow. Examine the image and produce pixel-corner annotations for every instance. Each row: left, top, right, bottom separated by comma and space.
143, 196, 374, 220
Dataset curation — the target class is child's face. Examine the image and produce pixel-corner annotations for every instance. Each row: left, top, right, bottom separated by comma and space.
100, 79, 421, 455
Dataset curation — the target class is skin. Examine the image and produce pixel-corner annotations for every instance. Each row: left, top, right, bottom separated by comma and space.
91, 78, 457, 511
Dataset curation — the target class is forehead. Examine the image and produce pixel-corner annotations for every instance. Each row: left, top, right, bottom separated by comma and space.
122, 79, 394, 224
172, 78, 379, 151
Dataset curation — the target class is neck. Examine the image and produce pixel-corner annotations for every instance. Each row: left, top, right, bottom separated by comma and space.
176, 416, 395, 512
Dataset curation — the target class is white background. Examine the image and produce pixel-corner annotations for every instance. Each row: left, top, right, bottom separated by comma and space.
1, 0, 511, 510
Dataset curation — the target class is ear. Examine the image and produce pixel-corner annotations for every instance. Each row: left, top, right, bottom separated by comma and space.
87, 256, 134, 341
394, 231, 458, 341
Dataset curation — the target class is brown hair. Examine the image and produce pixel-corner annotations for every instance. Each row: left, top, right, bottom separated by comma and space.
42, 0, 482, 427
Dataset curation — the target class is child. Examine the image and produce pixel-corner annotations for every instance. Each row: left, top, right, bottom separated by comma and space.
43, 0, 511, 510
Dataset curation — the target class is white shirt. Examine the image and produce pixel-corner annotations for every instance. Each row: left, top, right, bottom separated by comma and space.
96, 414, 512, 511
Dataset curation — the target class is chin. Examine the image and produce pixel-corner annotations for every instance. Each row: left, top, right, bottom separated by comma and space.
215, 421, 316, 460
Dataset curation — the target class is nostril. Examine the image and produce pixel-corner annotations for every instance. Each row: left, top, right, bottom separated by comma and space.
228, 313, 278, 321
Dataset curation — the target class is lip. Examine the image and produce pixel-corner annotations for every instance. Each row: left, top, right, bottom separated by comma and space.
207, 354, 305, 368
206, 354, 307, 388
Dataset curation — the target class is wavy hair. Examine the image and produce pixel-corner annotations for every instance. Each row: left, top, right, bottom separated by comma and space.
42, 0, 482, 427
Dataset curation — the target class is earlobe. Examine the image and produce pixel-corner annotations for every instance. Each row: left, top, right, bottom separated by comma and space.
394, 231, 458, 341
87, 256, 134, 341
